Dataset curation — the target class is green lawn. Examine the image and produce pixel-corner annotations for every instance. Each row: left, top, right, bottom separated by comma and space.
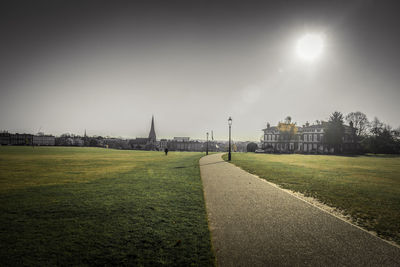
0, 146, 214, 266
223, 153, 400, 245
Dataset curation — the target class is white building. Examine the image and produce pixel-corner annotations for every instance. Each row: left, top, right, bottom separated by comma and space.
262, 122, 357, 153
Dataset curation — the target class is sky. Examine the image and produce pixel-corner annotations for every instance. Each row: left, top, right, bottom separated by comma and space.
1, 0, 399, 141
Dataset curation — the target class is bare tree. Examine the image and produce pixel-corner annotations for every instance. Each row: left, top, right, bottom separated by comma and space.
369, 117, 383, 136
394, 126, 400, 138
365, 118, 399, 154
345, 111, 369, 137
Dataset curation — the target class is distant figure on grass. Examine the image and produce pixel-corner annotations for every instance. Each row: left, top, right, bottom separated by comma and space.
164, 148, 168, 155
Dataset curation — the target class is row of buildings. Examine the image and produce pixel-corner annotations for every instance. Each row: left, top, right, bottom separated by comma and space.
261, 121, 358, 153
130, 136, 224, 152
128, 116, 229, 152
0, 131, 219, 151
134, 116, 359, 154
2, 117, 358, 154
0, 132, 55, 146
0, 117, 231, 152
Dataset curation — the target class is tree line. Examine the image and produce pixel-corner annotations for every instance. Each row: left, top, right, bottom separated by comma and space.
325, 111, 400, 154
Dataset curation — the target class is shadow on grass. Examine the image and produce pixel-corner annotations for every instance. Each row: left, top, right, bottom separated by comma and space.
243, 152, 400, 158
363, 153, 400, 158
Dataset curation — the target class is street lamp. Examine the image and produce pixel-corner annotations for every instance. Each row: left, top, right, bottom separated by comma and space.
206, 132, 209, 155
228, 117, 232, 161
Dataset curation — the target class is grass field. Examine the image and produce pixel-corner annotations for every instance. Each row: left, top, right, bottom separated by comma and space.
223, 153, 400, 245
0, 146, 214, 266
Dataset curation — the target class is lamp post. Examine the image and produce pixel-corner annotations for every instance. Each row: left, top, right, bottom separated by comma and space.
206, 132, 209, 155
228, 117, 232, 161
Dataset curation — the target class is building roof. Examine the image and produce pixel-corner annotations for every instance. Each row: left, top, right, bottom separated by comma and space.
173, 137, 190, 141
130, 138, 149, 144
262, 126, 278, 131
263, 121, 355, 134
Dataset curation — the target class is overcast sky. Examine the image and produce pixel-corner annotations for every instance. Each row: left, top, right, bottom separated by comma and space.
1, 0, 399, 141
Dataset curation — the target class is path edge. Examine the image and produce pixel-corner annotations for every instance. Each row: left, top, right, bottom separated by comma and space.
199, 154, 221, 267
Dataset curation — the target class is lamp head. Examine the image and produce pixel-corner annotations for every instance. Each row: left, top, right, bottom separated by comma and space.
228, 117, 232, 126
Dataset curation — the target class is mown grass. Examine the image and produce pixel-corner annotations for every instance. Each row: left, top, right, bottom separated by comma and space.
223, 153, 400, 245
0, 146, 214, 266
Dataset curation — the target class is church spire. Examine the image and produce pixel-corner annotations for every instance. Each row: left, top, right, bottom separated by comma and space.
148, 115, 156, 142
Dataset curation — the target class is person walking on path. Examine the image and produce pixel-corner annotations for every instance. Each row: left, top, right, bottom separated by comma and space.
200, 153, 400, 266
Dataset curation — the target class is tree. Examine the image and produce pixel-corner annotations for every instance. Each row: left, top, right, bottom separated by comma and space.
363, 118, 399, 154
246, 142, 258, 152
369, 117, 383, 136
60, 133, 71, 138
345, 111, 369, 137
89, 138, 99, 147
378, 126, 398, 153
324, 111, 345, 153
393, 127, 400, 140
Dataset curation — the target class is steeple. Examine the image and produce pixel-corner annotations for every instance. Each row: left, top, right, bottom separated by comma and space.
148, 115, 156, 142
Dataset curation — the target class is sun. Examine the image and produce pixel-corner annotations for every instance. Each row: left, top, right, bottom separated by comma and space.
296, 33, 324, 62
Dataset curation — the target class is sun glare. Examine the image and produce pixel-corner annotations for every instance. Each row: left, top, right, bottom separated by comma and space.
296, 33, 324, 62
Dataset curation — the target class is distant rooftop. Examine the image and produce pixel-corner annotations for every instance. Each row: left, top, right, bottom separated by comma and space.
173, 137, 190, 141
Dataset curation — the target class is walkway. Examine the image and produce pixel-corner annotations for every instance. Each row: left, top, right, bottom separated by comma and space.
200, 153, 400, 266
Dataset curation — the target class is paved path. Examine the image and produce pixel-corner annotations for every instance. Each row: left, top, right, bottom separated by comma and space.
200, 153, 400, 266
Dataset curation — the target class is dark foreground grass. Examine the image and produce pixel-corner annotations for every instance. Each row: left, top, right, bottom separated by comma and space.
0, 146, 214, 266
223, 153, 400, 245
